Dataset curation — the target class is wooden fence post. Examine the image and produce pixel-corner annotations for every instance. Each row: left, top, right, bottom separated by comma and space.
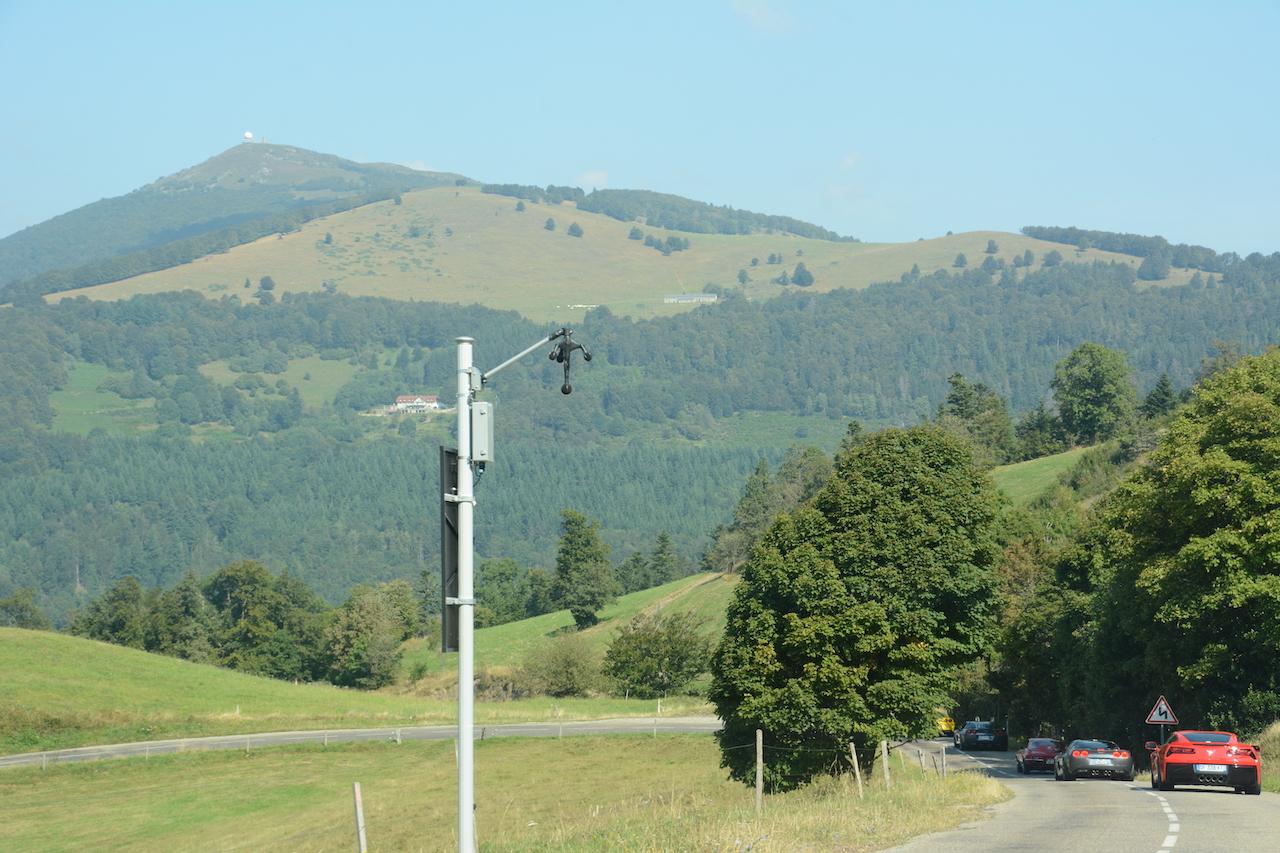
849, 742, 864, 799
941, 744, 947, 779
352, 782, 368, 853
880, 740, 892, 789
755, 729, 764, 816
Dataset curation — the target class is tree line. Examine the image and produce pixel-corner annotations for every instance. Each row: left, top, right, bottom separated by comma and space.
66, 561, 417, 688
995, 346, 1280, 742
1021, 225, 1231, 273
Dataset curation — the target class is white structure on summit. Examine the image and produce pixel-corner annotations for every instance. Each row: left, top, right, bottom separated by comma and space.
392, 394, 440, 413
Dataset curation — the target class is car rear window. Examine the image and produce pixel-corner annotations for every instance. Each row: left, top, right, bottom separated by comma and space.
971, 722, 993, 730
1181, 732, 1232, 743
1028, 738, 1057, 747
1074, 740, 1115, 750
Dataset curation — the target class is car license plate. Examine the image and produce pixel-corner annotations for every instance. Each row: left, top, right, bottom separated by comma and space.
979, 735, 992, 740
1088, 758, 1112, 766
1194, 764, 1227, 773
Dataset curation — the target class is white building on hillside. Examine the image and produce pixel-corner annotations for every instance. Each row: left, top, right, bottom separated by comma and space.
392, 394, 440, 413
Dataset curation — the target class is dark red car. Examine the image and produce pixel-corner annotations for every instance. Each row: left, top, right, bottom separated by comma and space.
1016, 737, 1063, 774
1148, 730, 1261, 795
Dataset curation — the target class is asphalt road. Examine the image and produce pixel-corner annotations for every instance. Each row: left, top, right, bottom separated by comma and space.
0, 715, 722, 770
890, 739, 1279, 853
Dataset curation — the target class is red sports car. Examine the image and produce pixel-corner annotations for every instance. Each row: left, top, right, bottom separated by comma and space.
1148, 730, 1261, 795
1016, 737, 1062, 774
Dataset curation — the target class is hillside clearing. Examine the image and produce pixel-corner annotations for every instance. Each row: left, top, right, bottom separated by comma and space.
991, 446, 1092, 506
0, 735, 1007, 852
398, 572, 736, 686
50, 186, 1194, 322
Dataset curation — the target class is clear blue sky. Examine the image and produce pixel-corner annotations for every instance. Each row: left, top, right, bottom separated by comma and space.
2, 1, 1277, 253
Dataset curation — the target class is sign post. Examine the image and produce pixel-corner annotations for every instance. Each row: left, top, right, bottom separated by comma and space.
1146, 695, 1179, 745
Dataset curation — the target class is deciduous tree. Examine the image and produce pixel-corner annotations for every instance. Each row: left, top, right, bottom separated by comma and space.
710, 426, 1000, 789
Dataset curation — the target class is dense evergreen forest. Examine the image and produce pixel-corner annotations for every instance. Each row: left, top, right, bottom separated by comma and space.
3, 251, 1280, 623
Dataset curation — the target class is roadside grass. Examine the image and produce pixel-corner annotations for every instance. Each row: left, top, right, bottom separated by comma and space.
49, 362, 154, 435
0, 628, 708, 755
0, 735, 1007, 852
398, 573, 737, 685
51, 186, 1191, 323
990, 446, 1091, 506
1256, 721, 1280, 792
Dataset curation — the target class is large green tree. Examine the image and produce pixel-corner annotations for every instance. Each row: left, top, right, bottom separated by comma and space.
552, 510, 618, 629
1051, 342, 1136, 443
709, 426, 1000, 789
70, 576, 148, 648
1086, 350, 1280, 733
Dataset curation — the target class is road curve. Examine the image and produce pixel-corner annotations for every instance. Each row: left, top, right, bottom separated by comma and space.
0, 715, 722, 770
889, 739, 1279, 853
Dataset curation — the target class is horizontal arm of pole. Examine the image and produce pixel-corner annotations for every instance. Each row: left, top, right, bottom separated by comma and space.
481, 331, 560, 384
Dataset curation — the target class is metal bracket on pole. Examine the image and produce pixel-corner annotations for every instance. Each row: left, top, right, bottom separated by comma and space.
443, 494, 474, 504
445, 597, 476, 606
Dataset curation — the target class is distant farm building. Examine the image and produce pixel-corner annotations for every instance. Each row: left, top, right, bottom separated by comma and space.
392, 394, 440, 413
663, 293, 718, 304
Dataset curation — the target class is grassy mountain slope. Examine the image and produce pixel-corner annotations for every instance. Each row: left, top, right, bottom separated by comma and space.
0, 144, 463, 292
1, 574, 733, 752
401, 572, 737, 685
51, 185, 1194, 321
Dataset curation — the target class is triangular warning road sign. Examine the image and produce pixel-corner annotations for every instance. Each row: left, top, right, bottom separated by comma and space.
1146, 695, 1179, 725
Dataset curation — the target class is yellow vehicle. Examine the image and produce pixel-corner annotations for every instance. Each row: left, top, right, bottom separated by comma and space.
937, 712, 956, 737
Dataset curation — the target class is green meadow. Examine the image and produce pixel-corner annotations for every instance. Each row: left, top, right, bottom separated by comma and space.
990, 446, 1091, 506
0, 734, 1006, 852
1, 572, 731, 755
48, 362, 155, 435
198, 354, 361, 410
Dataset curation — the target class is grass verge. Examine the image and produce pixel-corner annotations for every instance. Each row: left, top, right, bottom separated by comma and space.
1257, 721, 1280, 792
0, 734, 1008, 852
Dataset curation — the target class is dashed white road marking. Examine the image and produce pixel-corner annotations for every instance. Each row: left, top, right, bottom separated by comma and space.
1144, 789, 1181, 852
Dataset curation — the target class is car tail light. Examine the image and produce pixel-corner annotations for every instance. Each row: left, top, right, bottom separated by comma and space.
1228, 746, 1257, 759
1113, 750, 1129, 759
1072, 749, 1089, 757
1168, 746, 1195, 755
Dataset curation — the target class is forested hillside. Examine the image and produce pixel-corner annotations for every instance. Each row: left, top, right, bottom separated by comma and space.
0, 144, 464, 297
3, 252, 1280, 623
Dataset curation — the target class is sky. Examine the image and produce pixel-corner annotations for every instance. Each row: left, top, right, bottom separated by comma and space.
1, 0, 1277, 254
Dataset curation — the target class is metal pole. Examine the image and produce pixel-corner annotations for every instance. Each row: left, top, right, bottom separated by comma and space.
456, 336, 476, 853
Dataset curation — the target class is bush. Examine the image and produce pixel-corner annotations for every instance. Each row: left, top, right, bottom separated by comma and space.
520, 633, 600, 697
604, 611, 711, 698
